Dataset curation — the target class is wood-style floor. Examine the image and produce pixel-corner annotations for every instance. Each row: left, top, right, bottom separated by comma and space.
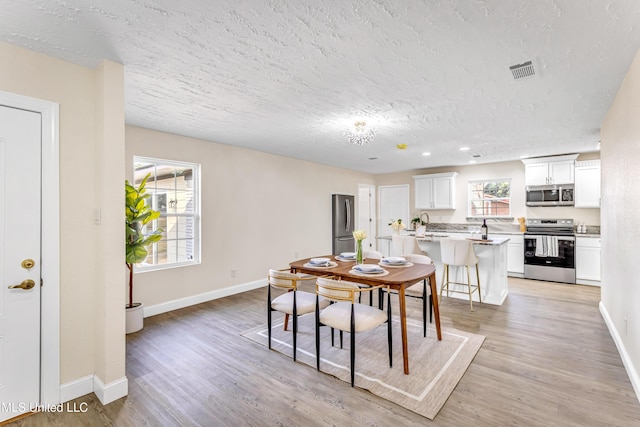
8, 278, 640, 426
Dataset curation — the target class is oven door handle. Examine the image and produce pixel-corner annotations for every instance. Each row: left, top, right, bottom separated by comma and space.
525, 235, 575, 241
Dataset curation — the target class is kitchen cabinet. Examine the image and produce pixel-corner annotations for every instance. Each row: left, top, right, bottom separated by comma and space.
413, 172, 457, 210
574, 160, 601, 208
493, 234, 524, 276
522, 154, 578, 185
576, 236, 601, 285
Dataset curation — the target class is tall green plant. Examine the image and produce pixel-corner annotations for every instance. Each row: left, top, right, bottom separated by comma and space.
125, 173, 162, 308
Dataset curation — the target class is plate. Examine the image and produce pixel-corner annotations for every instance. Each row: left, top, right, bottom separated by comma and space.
304, 261, 337, 268
340, 252, 356, 258
381, 257, 407, 265
353, 264, 385, 274
335, 255, 357, 262
379, 261, 413, 268
349, 268, 389, 277
309, 257, 331, 265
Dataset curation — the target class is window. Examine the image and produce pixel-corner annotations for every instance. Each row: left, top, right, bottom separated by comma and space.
133, 157, 200, 270
469, 179, 511, 217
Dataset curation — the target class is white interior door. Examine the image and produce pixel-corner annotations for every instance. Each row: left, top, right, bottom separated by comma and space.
0, 105, 42, 421
378, 185, 409, 256
357, 184, 376, 251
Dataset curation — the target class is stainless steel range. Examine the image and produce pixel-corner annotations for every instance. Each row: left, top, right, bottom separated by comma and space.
523, 218, 576, 284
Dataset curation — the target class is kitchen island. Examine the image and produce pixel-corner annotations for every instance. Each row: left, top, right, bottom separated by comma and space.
417, 236, 509, 306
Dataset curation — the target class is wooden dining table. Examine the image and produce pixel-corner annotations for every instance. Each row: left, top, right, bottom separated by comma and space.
289, 255, 441, 375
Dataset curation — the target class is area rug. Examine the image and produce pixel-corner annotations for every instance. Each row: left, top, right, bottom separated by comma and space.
241, 313, 485, 420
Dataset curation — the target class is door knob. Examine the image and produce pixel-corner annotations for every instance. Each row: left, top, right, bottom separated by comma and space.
8, 279, 36, 290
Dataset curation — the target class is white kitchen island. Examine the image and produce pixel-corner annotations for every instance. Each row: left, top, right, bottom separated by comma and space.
417, 236, 509, 306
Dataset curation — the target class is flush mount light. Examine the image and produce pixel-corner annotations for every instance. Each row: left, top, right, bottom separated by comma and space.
345, 121, 376, 145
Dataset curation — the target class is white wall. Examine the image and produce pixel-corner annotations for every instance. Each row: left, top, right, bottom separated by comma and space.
125, 126, 374, 309
601, 48, 640, 399
0, 42, 126, 392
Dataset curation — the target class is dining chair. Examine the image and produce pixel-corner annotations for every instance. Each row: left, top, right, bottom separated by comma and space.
267, 269, 329, 361
439, 239, 482, 311
391, 235, 423, 257
315, 277, 392, 387
402, 253, 434, 337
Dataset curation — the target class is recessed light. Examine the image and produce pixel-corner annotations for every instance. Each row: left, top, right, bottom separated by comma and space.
421, 152, 431, 156
469, 160, 477, 164
460, 147, 470, 151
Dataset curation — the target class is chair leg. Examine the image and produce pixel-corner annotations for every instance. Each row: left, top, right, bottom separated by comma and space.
267, 287, 272, 350
292, 292, 298, 361
340, 330, 344, 349
284, 313, 289, 331
466, 266, 473, 311
315, 298, 321, 370
429, 294, 433, 324
387, 289, 393, 367
331, 327, 335, 347
350, 306, 356, 387
476, 263, 482, 303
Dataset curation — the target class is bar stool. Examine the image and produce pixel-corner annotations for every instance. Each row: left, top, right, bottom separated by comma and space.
439, 239, 481, 311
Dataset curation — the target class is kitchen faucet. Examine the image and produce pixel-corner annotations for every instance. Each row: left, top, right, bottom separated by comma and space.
420, 212, 430, 224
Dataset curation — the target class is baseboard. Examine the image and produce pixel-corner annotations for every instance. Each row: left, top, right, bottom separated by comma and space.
576, 278, 601, 286
144, 278, 267, 318
59, 374, 128, 405
60, 374, 94, 403
93, 375, 128, 405
600, 301, 640, 403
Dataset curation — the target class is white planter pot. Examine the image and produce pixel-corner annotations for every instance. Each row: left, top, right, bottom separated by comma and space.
126, 303, 144, 334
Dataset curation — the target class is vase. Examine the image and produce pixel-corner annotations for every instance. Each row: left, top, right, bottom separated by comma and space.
356, 239, 363, 264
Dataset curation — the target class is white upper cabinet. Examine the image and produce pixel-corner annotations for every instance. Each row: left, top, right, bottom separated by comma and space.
522, 154, 578, 185
574, 160, 601, 208
413, 172, 457, 210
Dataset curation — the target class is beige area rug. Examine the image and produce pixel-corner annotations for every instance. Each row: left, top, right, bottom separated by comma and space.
241, 313, 485, 420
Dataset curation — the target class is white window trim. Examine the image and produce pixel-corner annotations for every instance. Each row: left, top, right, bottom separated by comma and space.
468, 178, 512, 218
133, 156, 201, 272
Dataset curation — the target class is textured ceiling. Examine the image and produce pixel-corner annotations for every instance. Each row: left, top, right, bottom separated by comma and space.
1, 0, 639, 174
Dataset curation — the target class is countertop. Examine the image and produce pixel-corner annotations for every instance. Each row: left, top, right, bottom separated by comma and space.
377, 234, 509, 246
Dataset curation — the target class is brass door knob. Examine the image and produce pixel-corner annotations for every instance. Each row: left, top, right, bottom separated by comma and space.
8, 279, 36, 290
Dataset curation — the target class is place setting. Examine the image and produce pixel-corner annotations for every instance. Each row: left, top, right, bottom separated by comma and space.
379, 256, 414, 268
303, 257, 338, 268
349, 263, 389, 276
335, 251, 357, 262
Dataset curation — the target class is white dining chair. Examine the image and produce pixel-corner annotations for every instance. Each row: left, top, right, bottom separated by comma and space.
391, 235, 423, 257
268, 269, 329, 361
315, 277, 392, 387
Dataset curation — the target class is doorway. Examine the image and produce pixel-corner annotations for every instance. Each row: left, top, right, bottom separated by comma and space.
0, 90, 60, 421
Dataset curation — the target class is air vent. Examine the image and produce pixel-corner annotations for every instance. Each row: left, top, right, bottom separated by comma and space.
509, 60, 535, 80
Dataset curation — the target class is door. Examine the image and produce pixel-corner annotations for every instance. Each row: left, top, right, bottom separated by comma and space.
0, 105, 41, 422
379, 185, 409, 235
357, 184, 376, 252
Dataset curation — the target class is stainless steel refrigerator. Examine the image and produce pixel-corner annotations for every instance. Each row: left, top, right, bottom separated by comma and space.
332, 194, 355, 255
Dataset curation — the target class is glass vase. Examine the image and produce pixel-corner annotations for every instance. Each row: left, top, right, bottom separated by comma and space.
356, 239, 363, 265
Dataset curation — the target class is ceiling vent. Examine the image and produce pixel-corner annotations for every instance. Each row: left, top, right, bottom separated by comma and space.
509, 60, 535, 80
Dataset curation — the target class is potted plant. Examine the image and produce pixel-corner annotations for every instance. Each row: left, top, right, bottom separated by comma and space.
125, 173, 162, 334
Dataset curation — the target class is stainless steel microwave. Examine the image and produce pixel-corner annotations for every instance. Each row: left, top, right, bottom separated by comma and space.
526, 184, 574, 207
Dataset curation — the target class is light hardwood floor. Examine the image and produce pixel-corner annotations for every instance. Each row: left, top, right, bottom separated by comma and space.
7, 278, 640, 426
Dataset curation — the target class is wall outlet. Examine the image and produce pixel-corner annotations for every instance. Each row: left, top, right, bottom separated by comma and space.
230, 269, 236, 278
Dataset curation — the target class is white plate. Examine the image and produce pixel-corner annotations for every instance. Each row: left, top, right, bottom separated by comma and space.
340, 252, 356, 259
382, 256, 407, 265
309, 257, 330, 265
354, 264, 384, 273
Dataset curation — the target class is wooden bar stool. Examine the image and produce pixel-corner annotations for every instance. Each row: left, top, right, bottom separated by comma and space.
439, 239, 481, 311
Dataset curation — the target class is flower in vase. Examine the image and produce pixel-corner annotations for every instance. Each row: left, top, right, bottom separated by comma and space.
389, 219, 405, 232
353, 229, 367, 241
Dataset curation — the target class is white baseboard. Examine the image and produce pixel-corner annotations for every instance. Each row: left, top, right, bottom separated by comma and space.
93, 375, 128, 405
600, 301, 640, 403
144, 278, 267, 318
59, 374, 128, 405
60, 374, 94, 403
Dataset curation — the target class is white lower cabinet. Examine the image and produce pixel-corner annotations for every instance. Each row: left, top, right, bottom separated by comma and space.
576, 237, 601, 285
493, 234, 524, 276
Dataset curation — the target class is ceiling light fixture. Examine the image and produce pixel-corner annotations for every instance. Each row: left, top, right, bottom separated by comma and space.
422, 152, 431, 156
459, 147, 470, 151
345, 121, 376, 145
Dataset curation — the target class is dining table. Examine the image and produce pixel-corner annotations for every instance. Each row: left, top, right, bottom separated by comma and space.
289, 255, 441, 375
